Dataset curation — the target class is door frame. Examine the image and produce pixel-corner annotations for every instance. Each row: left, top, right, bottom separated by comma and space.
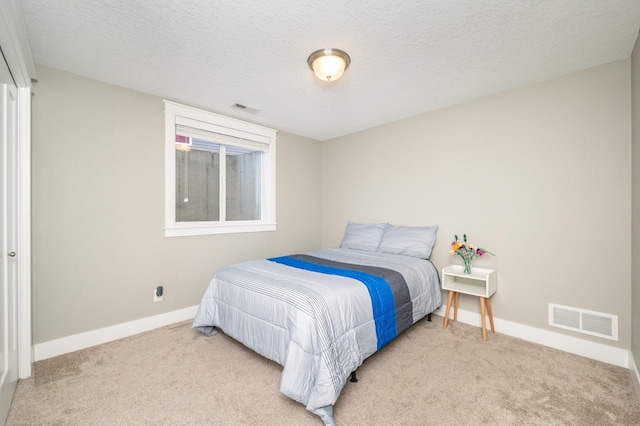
15, 86, 31, 378
0, 0, 36, 378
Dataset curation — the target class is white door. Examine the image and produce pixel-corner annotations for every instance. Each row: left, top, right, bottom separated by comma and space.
0, 51, 18, 424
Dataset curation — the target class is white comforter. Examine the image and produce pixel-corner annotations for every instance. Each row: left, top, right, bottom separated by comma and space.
192, 248, 441, 424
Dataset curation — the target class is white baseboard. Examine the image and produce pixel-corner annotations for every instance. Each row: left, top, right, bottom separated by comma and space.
433, 306, 630, 368
34, 305, 199, 362
33, 304, 631, 371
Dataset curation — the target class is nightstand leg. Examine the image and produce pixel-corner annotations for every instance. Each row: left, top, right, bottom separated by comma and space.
454, 292, 459, 322
443, 290, 454, 329
486, 298, 495, 333
480, 297, 487, 342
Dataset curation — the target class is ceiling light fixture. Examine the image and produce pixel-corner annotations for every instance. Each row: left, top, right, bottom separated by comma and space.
307, 48, 351, 82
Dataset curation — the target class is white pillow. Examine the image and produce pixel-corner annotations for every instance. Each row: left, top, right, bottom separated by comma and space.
377, 224, 439, 259
340, 221, 388, 252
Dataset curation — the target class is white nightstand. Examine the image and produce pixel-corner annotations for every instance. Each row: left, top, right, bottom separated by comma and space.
441, 265, 497, 342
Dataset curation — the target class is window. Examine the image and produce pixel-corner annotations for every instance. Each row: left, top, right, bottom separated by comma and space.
164, 101, 277, 237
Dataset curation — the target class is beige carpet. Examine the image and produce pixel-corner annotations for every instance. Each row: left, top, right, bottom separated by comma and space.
7, 316, 640, 425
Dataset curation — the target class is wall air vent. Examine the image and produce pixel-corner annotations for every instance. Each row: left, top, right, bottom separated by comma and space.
232, 103, 260, 114
548, 303, 618, 341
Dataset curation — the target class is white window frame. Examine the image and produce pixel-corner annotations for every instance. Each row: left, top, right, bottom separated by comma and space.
164, 100, 277, 237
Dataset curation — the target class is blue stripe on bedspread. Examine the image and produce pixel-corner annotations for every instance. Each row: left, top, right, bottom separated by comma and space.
268, 255, 397, 349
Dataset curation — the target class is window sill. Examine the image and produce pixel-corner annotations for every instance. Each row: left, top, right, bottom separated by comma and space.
164, 222, 277, 237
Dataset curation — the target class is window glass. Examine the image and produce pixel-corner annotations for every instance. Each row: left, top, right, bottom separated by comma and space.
175, 137, 220, 222
226, 145, 261, 221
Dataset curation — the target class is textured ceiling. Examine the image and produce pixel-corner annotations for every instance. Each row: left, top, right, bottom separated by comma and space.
19, 0, 640, 141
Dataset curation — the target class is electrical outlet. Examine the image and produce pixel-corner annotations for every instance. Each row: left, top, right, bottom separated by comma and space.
154, 285, 163, 302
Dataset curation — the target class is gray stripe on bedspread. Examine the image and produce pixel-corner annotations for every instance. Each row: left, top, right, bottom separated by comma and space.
288, 254, 414, 336
215, 266, 344, 395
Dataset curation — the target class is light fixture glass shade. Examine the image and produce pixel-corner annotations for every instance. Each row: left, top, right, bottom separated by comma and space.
307, 48, 351, 82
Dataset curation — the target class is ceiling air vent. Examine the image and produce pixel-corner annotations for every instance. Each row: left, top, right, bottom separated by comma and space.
548, 303, 618, 341
232, 103, 260, 114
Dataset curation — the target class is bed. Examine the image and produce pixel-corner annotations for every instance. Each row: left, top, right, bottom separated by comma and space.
192, 222, 442, 425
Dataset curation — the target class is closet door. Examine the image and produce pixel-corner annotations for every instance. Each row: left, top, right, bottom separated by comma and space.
0, 51, 18, 425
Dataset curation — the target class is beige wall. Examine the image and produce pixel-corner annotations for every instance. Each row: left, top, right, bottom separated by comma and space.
632, 34, 640, 367
33, 58, 635, 353
31, 65, 323, 344
322, 60, 632, 349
